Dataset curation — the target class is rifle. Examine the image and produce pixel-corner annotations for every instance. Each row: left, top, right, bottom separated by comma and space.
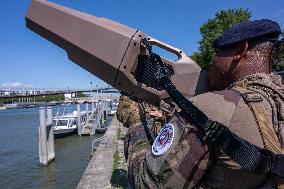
25, 0, 209, 106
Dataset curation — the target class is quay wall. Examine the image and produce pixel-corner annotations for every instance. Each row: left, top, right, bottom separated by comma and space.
77, 116, 129, 189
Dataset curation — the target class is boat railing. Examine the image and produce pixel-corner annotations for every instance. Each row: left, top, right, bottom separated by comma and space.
91, 136, 108, 153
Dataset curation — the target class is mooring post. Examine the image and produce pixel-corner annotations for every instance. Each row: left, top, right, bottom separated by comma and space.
102, 101, 107, 123
91, 102, 94, 118
98, 102, 101, 126
105, 101, 108, 121
93, 102, 100, 134
46, 107, 55, 162
39, 107, 48, 165
86, 103, 89, 121
77, 104, 81, 136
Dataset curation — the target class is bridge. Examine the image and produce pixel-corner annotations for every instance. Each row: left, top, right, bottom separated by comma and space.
0, 86, 120, 99
65, 95, 120, 104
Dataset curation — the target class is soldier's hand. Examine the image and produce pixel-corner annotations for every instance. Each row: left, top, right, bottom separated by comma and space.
149, 108, 163, 118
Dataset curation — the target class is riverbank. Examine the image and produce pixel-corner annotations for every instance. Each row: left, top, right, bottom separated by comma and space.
77, 116, 130, 189
0, 105, 106, 189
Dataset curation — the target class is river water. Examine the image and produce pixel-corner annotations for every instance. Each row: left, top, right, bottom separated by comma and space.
0, 104, 108, 189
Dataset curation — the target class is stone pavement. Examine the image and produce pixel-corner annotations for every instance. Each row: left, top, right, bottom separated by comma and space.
77, 116, 130, 189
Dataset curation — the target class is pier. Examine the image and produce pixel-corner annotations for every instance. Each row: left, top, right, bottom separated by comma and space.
38, 95, 118, 166
76, 101, 111, 136
65, 95, 119, 104
0, 87, 119, 98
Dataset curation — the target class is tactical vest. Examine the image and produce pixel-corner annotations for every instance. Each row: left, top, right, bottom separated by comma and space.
231, 73, 284, 188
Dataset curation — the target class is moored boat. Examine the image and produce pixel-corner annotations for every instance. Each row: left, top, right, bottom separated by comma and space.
53, 111, 87, 138
95, 124, 108, 133
108, 101, 118, 116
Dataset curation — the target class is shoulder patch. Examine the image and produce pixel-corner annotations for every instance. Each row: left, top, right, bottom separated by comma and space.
152, 124, 174, 156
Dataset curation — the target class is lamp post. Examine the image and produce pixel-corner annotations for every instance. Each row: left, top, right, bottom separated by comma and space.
90, 81, 93, 98
96, 85, 99, 101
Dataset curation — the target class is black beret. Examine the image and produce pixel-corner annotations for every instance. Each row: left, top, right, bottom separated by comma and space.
213, 19, 281, 48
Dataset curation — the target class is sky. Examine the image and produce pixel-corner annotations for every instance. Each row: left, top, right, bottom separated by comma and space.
0, 0, 283, 90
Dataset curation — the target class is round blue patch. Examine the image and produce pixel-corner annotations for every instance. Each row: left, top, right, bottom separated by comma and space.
152, 123, 174, 156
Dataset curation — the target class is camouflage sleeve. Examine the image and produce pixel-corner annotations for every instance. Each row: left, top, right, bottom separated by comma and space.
124, 123, 159, 188
124, 114, 210, 189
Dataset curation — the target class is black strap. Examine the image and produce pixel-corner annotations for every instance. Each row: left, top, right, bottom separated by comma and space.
141, 39, 284, 178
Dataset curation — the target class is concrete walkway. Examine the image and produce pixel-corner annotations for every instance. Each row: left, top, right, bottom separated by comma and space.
77, 116, 129, 189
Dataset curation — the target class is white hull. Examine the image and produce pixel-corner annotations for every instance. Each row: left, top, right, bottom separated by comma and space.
108, 105, 117, 116
53, 128, 77, 138
54, 128, 77, 135
108, 111, 116, 116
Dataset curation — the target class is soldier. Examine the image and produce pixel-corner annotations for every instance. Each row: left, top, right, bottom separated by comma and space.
123, 19, 284, 189
117, 95, 172, 137
117, 95, 173, 162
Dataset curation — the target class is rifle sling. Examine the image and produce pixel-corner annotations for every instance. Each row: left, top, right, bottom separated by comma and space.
159, 76, 273, 175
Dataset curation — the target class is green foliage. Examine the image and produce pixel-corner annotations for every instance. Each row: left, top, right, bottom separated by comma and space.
0, 98, 13, 104
36, 94, 65, 102
117, 128, 123, 140
279, 33, 284, 61
191, 9, 251, 70
76, 92, 87, 97
110, 149, 127, 189
110, 127, 128, 188
272, 32, 284, 72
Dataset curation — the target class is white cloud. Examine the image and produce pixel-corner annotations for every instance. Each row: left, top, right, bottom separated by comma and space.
25, 84, 34, 88
1, 82, 34, 89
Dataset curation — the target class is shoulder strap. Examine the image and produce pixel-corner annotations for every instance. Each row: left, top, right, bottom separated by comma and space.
233, 86, 284, 189
233, 86, 283, 154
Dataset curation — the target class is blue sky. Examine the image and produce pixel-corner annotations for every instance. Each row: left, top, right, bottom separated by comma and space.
0, 0, 283, 90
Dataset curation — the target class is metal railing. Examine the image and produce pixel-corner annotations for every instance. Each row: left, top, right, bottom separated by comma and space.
91, 136, 108, 153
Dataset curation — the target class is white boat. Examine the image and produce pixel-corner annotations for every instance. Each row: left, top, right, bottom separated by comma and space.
5, 103, 17, 109
53, 111, 87, 138
108, 101, 118, 116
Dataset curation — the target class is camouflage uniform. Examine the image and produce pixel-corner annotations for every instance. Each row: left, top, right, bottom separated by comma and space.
123, 73, 284, 189
116, 96, 141, 128
148, 101, 172, 138
117, 96, 170, 135
116, 96, 171, 162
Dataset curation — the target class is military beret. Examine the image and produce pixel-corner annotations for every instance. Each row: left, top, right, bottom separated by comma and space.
213, 19, 281, 48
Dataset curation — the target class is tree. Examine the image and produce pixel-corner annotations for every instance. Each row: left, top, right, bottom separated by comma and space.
274, 32, 284, 71
77, 92, 87, 97
191, 9, 251, 70
279, 33, 284, 60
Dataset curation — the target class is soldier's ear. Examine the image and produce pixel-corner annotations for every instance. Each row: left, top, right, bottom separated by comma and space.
233, 41, 248, 61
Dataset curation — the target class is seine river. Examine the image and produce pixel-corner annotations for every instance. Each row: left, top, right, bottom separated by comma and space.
0, 104, 107, 189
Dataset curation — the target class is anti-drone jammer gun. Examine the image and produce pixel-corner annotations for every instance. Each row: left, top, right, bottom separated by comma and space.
25, 0, 209, 105
26, 1, 284, 178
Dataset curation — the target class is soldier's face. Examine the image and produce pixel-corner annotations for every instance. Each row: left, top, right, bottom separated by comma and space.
208, 47, 236, 90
